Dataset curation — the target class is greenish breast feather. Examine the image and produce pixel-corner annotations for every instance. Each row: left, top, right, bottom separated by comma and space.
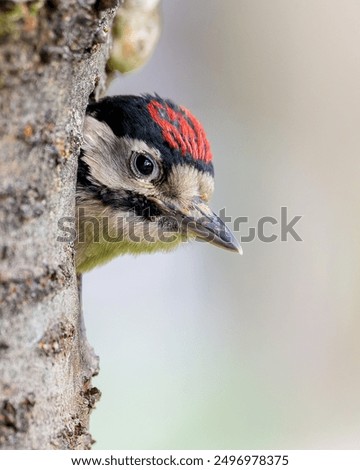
75, 200, 185, 272
75, 231, 184, 273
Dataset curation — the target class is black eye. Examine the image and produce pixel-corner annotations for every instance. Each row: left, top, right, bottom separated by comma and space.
134, 153, 155, 176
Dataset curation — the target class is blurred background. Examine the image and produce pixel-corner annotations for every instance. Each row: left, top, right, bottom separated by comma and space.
84, 0, 360, 449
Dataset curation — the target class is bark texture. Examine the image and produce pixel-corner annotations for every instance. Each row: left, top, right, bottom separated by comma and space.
0, 0, 119, 449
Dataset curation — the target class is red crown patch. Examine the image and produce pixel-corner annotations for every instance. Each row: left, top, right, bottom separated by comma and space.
147, 100, 212, 164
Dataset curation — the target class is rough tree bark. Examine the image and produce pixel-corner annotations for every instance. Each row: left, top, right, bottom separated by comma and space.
0, 0, 120, 449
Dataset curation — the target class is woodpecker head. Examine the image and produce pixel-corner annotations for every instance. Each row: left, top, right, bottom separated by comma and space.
76, 94, 241, 272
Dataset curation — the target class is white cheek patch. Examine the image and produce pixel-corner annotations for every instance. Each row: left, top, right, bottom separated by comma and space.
82, 116, 128, 188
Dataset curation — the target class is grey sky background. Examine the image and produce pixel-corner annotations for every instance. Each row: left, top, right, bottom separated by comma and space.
84, 0, 360, 449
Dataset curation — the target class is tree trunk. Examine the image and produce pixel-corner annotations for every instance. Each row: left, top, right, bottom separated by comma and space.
0, 0, 119, 449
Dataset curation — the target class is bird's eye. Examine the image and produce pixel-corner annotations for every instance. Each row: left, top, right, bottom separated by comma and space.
131, 153, 158, 178
136, 154, 154, 175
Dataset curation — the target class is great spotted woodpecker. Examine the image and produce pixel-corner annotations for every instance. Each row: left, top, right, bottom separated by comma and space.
76, 94, 241, 272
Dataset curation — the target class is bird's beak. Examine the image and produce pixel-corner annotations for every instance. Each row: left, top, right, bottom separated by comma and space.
181, 200, 242, 254
147, 196, 242, 254
158, 198, 242, 255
